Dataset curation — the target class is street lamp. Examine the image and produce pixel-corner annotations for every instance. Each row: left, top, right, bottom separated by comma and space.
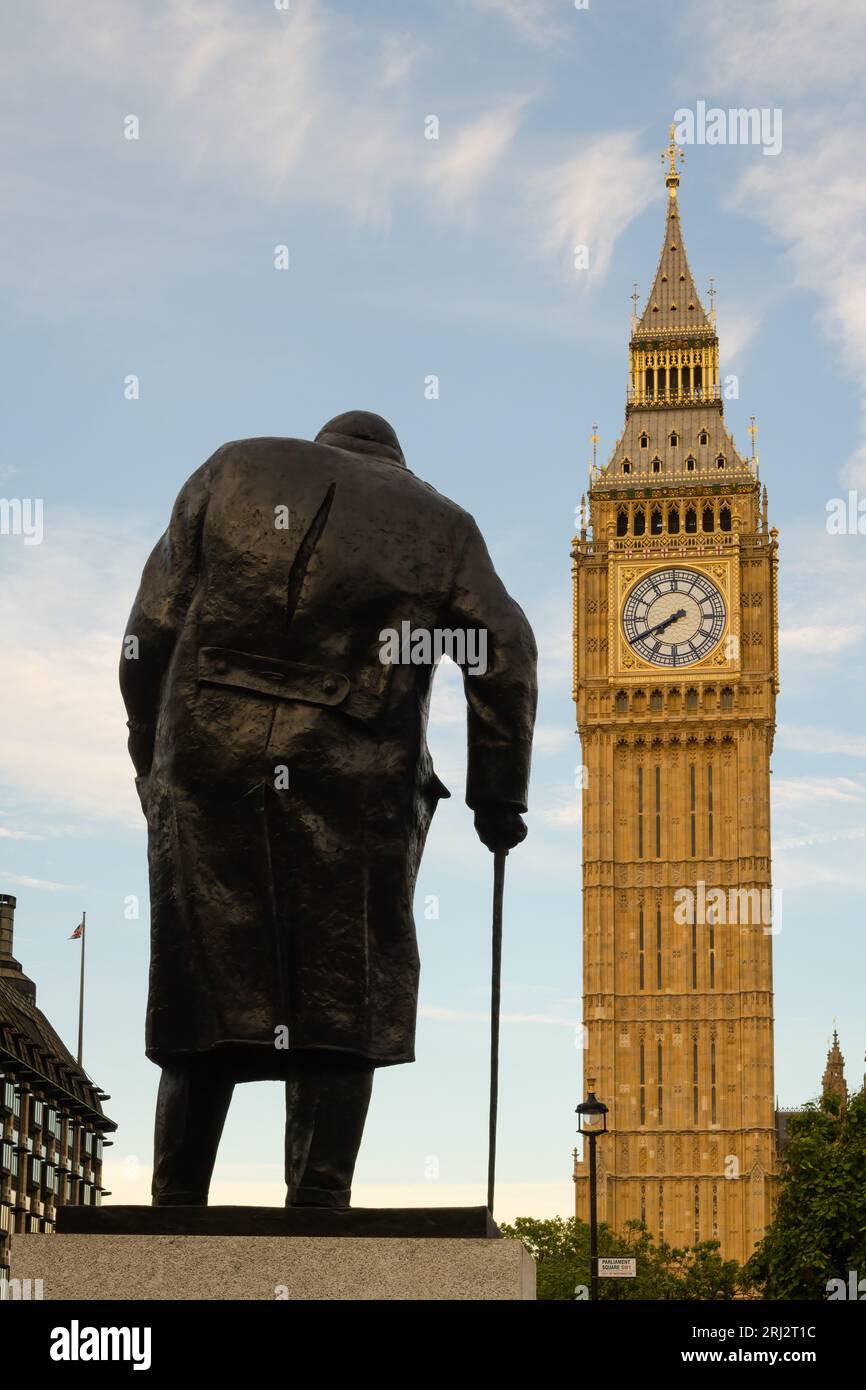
576, 1079, 608, 1301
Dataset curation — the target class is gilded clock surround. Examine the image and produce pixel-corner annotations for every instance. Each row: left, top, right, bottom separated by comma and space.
571, 131, 780, 1264
613, 557, 737, 677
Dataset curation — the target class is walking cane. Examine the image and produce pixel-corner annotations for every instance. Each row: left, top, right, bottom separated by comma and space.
486, 846, 508, 1216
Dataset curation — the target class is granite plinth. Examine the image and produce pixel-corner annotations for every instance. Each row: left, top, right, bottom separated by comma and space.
12, 1231, 536, 1301
56, 1204, 499, 1238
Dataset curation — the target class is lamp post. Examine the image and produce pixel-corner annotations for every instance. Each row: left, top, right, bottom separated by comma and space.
576, 1078, 608, 1301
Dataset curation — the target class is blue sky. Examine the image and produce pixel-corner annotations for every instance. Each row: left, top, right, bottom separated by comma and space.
1, 0, 865, 1219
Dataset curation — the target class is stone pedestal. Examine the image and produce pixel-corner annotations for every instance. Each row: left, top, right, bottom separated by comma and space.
11, 1232, 535, 1301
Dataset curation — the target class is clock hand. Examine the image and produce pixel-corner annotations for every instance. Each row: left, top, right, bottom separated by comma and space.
631, 608, 687, 643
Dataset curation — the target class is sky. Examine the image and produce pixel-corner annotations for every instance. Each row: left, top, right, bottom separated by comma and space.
1, 0, 865, 1222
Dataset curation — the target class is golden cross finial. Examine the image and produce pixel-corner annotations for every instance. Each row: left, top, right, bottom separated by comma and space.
662, 123, 684, 194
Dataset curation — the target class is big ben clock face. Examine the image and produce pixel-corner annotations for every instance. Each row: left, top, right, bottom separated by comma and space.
622, 568, 726, 667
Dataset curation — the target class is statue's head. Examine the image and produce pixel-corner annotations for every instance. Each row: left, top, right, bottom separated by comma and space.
315, 411, 405, 466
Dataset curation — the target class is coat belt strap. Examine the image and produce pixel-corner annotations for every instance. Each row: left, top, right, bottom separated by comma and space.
197, 646, 351, 707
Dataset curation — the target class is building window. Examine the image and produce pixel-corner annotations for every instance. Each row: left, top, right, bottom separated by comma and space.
652, 457, 662, 475
689, 763, 697, 855
694, 1184, 701, 1245
721, 686, 733, 712
699, 430, 709, 446
639, 1042, 646, 1124
711, 1040, 717, 1124
685, 506, 697, 533
637, 766, 644, 858
720, 505, 732, 531
692, 1039, 699, 1123
686, 688, 698, 712
623, 460, 632, 475
657, 1040, 663, 1125
668, 506, 680, 534
615, 690, 628, 714
639, 908, 645, 990
669, 431, 679, 448
716, 454, 726, 469
686, 456, 696, 472
707, 764, 714, 856
640, 432, 649, 449
709, 920, 716, 989
617, 508, 628, 535
651, 506, 663, 533
702, 506, 715, 533
655, 765, 661, 857
634, 508, 646, 536
691, 922, 697, 990
656, 907, 663, 990
650, 689, 663, 713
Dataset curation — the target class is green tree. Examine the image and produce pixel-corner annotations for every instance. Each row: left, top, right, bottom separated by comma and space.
499, 1215, 741, 1301
746, 1086, 866, 1299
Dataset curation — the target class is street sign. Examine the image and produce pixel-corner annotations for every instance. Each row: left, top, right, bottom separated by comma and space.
598, 1257, 636, 1278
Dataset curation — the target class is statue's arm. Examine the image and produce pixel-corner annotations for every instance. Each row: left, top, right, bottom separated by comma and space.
119, 460, 212, 777
445, 513, 538, 816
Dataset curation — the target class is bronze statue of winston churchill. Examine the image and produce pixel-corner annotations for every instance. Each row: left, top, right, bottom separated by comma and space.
120, 410, 537, 1208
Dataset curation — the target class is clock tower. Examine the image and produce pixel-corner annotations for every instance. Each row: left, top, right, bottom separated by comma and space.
571, 132, 779, 1263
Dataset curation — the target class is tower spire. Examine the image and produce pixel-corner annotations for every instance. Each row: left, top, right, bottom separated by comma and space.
822, 1028, 848, 1113
662, 122, 684, 198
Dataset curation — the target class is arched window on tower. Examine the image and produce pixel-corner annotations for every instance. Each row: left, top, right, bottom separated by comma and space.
721, 687, 734, 712
702, 506, 715, 532
615, 690, 628, 714
640, 432, 649, 449
716, 453, 726, 469
616, 508, 628, 536
650, 506, 663, 534
669, 431, 679, 448
686, 455, 696, 473
720, 505, 732, 532
633, 507, 646, 537
651, 457, 662, 475
668, 506, 680, 534
622, 460, 632, 475
699, 429, 709, 446
685, 506, 697, 533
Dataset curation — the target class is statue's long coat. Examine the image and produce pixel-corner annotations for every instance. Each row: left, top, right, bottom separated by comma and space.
121, 437, 537, 1072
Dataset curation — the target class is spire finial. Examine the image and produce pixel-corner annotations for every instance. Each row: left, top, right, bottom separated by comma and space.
662, 123, 684, 197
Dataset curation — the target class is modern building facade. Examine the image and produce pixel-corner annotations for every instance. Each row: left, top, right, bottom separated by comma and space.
572, 134, 779, 1262
0, 893, 115, 1292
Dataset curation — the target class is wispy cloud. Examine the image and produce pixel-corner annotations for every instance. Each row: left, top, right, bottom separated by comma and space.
0, 510, 145, 826
0, 872, 79, 892
420, 1003, 576, 1027
531, 131, 658, 286
459, 0, 567, 47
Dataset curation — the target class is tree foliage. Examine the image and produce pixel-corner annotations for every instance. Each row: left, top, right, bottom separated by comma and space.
499, 1214, 741, 1301
746, 1087, 866, 1299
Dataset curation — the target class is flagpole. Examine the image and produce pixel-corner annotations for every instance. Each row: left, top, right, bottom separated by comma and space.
76, 911, 86, 1067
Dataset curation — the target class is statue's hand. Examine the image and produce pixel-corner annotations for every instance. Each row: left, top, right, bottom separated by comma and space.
473, 806, 528, 853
